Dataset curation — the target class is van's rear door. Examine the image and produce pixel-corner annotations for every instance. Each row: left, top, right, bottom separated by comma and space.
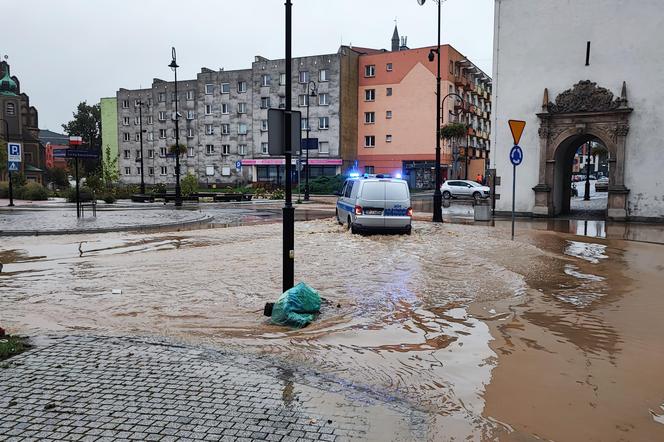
384, 181, 411, 228
358, 181, 386, 227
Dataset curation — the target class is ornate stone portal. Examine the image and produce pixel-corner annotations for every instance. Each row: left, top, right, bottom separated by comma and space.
533, 81, 632, 219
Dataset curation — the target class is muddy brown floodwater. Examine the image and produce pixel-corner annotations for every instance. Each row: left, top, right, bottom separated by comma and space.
1, 219, 664, 440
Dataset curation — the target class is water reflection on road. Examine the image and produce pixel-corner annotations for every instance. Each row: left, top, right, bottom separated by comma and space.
1, 219, 663, 440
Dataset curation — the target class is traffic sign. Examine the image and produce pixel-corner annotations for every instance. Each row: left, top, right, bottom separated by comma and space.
267, 108, 302, 156
8, 142, 21, 162
53, 148, 99, 159
510, 145, 523, 166
235, 160, 242, 170
8, 161, 19, 172
508, 120, 526, 145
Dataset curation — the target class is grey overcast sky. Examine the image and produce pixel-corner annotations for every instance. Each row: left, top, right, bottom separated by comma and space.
4, 0, 494, 131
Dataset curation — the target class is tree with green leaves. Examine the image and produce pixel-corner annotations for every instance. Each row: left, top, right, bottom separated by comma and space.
62, 102, 101, 176
0, 140, 6, 177
101, 145, 119, 187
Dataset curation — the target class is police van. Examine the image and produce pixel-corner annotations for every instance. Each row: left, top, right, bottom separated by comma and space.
335, 174, 412, 234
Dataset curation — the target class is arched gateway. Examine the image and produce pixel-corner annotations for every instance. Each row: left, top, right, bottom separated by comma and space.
533, 81, 632, 220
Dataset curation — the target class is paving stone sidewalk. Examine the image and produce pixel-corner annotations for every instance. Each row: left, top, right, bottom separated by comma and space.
0, 336, 427, 441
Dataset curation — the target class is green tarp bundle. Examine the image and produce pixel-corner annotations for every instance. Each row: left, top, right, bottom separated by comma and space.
270, 282, 321, 328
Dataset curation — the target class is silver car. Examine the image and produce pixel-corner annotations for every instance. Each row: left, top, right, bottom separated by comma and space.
336, 175, 412, 234
441, 180, 490, 200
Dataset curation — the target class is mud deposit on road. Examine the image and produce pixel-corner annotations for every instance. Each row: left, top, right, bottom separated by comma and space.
2, 220, 664, 440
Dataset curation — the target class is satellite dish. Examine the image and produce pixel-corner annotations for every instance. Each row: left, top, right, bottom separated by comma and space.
417, 0, 426, 5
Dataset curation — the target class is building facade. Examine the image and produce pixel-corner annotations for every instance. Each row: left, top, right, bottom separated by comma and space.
356, 28, 492, 189
39, 129, 69, 170
113, 47, 362, 188
490, 0, 663, 221
100, 97, 118, 171
0, 61, 45, 184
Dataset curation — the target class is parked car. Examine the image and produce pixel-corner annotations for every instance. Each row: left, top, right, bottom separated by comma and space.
441, 180, 490, 200
336, 174, 412, 234
595, 177, 609, 192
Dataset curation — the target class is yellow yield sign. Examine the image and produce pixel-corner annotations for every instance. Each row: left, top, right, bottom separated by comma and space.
508, 120, 526, 145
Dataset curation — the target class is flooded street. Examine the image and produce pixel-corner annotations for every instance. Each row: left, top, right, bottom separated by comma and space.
2, 219, 664, 440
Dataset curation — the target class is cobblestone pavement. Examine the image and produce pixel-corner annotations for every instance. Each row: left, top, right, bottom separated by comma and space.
0, 336, 429, 441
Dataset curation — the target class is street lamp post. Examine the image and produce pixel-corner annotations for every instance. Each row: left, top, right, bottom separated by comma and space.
282, 0, 295, 292
418, 0, 443, 222
584, 142, 592, 201
169, 47, 182, 207
304, 80, 317, 201
138, 99, 146, 195
1, 119, 14, 206
440, 92, 465, 182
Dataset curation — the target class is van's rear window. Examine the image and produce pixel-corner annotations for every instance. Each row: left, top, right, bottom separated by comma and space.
361, 182, 385, 200
386, 182, 409, 200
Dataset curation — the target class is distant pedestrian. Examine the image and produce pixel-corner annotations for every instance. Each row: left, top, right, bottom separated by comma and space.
476, 173, 483, 184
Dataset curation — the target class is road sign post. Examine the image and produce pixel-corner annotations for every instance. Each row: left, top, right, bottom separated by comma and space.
7, 142, 22, 207
507, 120, 526, 241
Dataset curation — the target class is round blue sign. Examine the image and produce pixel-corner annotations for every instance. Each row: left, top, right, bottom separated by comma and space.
510, 145, 523, 166
235, 160, 242, 169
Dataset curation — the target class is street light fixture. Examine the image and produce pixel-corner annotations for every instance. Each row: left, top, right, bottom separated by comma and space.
169, 47, 182, 207
303, 80, 317, 201
417, 0, 444, 222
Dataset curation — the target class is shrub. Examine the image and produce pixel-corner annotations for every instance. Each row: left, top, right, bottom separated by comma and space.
15, 182, 49, 201
307, 175, 345, 195
112, 185, 139, 199
269, 188, 285, 200
102, 193, 116, 204
151, 183, 166, 195
66, 186, 94, 202
0, 182, 7, 198
180, 174, 199, 197
85, 173, 104, 194
11, 172, 27, 187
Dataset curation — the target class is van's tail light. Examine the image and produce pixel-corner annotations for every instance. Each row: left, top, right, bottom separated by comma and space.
354, 205, 363, 215
406, 207, 413, 217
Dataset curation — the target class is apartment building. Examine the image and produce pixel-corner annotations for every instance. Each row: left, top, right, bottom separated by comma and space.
113, 47, 363, 187
356, 28, 491, 189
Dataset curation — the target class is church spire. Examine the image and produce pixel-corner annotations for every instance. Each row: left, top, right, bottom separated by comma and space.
391, 24, 400, 52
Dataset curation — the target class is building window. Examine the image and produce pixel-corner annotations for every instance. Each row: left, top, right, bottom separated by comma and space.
6, 103, 15, 115
124, 167, 131, 175
158, 93, 166, 102
148, 149, 154, 158
159, 147, 167, 156
205, 144, 215, 155
299, 71, 309, 84
261, 74, 271, 87
318, 93, 329, 106
158, 111, 166, 121
279, 96, 286, 108
187, 110, 195, 120
122, 117, 130, 126
364, 135, 375, 147
319, 69, 328, 82
122, 100, 129, 108
365, 112, 375, 124
123, 133, 130, 142
148, 167, 154, 176
386, 87, 393, 96
261, 120, 268, 132
136, 167, 142, 175
365, 166, 375, 174
147, 132, 154, 141
221, 124, 230, 135
205, 124, 214, 135
160, 166, 168, 175
221, 83, 230, 94
172, 129, 179, 139
187, 128, 194, 138
134, 116, 140, 125
238, 123, 248, 135
386, 110, 392, 119
260, 97, 271, 109
186, 90, 194, 100
222, 144, 230, 155
279, 73, 286, 86
123, 150, 130, 159
221, 103, 229, 114
386, 63, 393, 72
298, 94, 309, 107
318, 141, 329, 154
449, 60, 454, 74
159, 129, 167, 139
301, 118, 309, 131
319, 117, 329, 130
147, 116, 153, 124
261, 142, 269, 154
238, 81, 247, 93
205, 84, 214, 94
239, 144, 247, 155
386, 134, 392, 143
364, 65, 375, 77
135, 133, 140, 141
205, 104, 213, 115
237, 102, 247, 114
365, 89, 375, 101
171, 92, 179, 102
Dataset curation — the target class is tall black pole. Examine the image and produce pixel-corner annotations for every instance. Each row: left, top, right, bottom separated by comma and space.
138, 99, 146, 194
283, 0, 295, 292
584, 142, 591, 200
170, 47, 182, 207
304, 82, 314, 201
432, 0, 443, 222
1, 119, 13, 207
75, 158, 81, 218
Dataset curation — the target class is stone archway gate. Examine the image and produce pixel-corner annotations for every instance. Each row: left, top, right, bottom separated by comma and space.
533, 80, 633, 220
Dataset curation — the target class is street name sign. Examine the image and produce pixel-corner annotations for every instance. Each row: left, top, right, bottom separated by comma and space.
508, 120, 526, 145
300, 137, 318, 150
53, 148, 99, 159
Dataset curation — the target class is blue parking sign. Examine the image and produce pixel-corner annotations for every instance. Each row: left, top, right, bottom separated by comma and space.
235, 160, 242, 170
8, 142, 22, 162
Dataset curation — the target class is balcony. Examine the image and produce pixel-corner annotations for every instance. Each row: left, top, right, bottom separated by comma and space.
454, 76, 469, 89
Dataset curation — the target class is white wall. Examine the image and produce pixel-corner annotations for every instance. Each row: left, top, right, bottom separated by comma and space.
490, 0, 664, 218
